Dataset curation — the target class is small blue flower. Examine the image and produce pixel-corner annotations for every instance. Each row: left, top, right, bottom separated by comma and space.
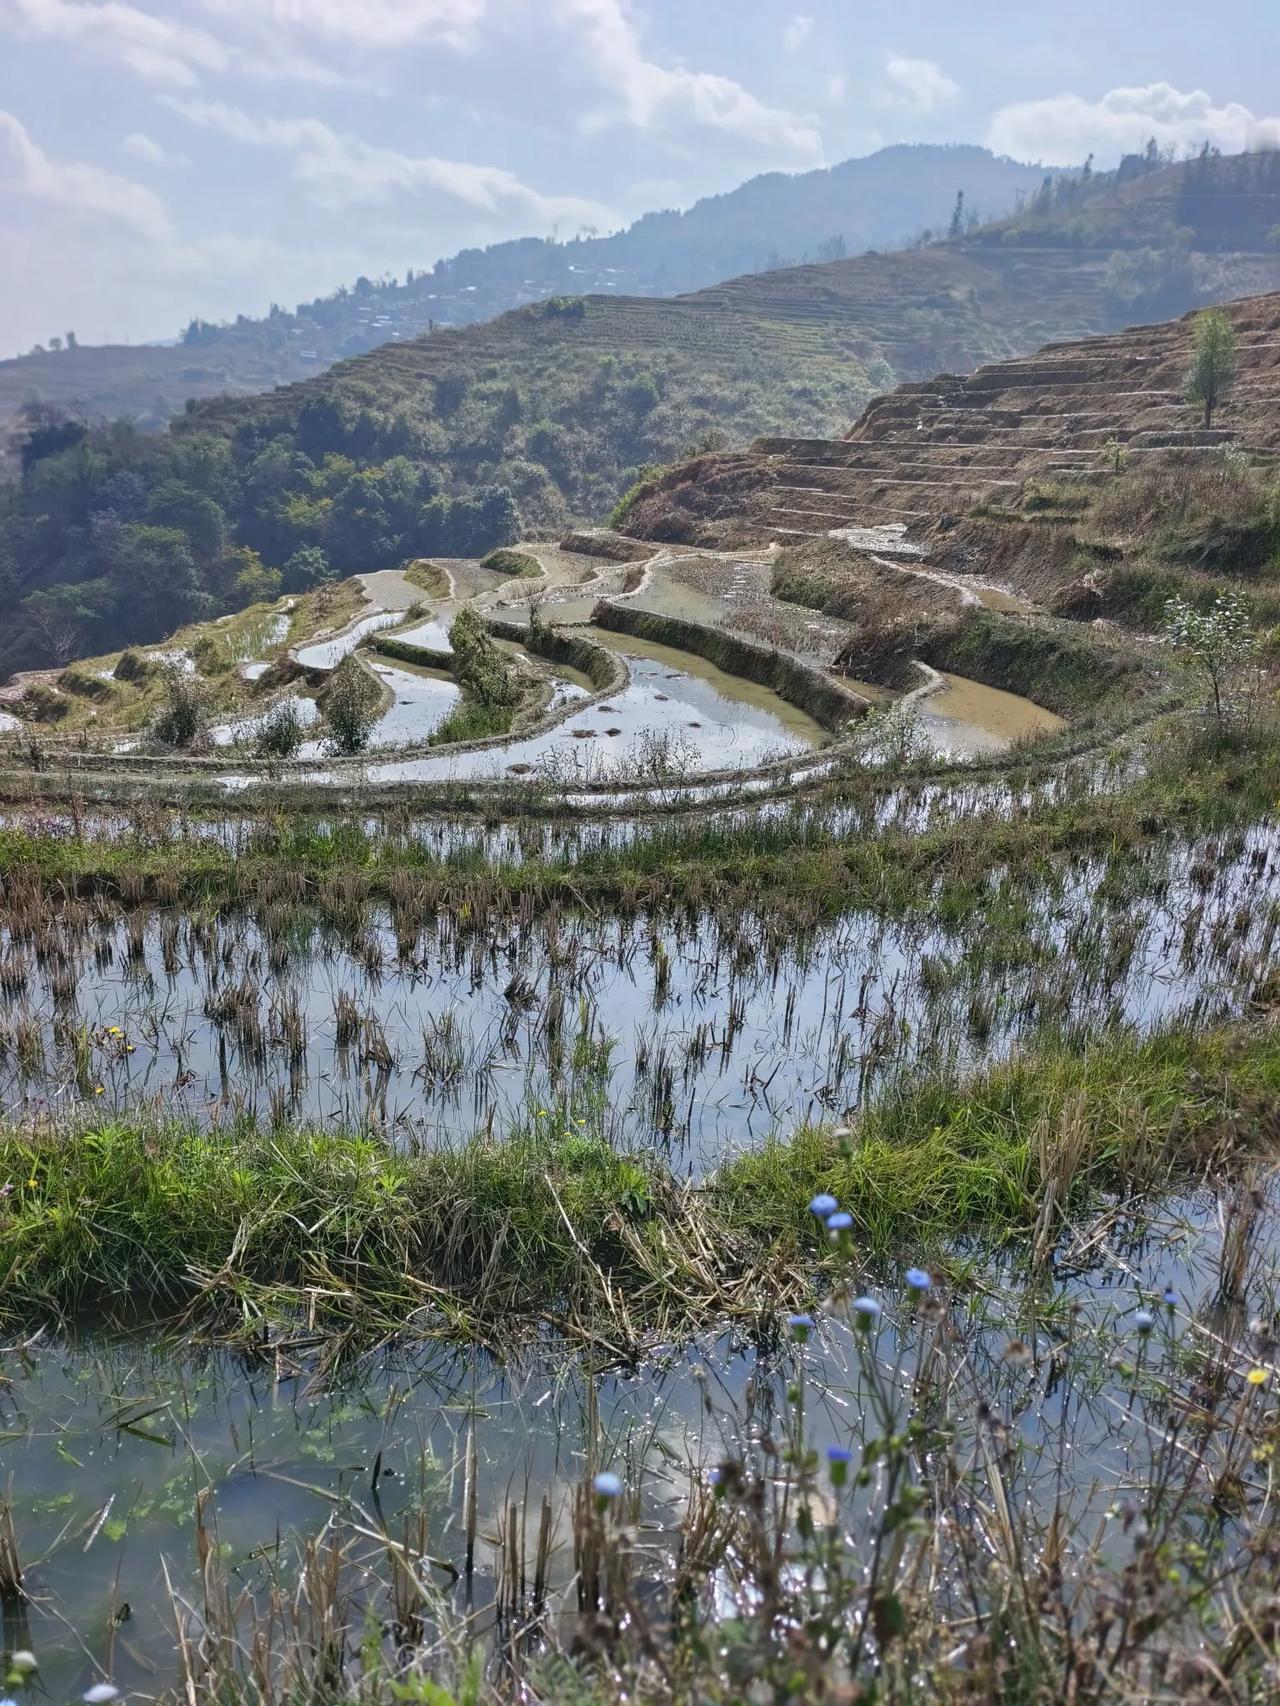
593, 1471, 623, 1499
826, 1210, 853, 1233
851, 1296, 881, 1331
904, 1267, 932, 1292
826, 1443, 852, 1486
788, 1312, 815, 1340
3, 1695, 20, 1706
809, 1192, 838, 1218
1162, 1287, 1178, 1308
1133, 1311, 1155, 1334
826, 1445, 853, 1463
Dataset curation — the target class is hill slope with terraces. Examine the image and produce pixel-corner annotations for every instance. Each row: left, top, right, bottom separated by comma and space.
4, 156, 1279, 682
181, 148, 1280, 530
619, 292, 1280, 552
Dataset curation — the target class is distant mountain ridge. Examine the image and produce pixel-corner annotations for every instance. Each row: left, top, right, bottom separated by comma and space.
0, 144, 1052, 437
437, 143, 1055, 296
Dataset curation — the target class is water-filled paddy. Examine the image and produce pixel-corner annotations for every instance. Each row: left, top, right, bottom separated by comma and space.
294, 613, 403, 673
1, 825, 1272, 1161
209, 696, 322, 748
5, 1177, 1274, 1699
208, 665, 460, 757
396, 617, 455, 653
919, 670, 1066, 758
272, 631, 828, 789
362, 662, 461, 747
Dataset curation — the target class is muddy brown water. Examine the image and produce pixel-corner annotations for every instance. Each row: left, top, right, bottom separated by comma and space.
920, 671, 1064, 758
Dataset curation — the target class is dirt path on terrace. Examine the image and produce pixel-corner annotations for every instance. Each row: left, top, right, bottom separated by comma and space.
357, 569, 422, 611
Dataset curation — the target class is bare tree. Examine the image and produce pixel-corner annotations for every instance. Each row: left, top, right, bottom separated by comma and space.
28, 605, 82, 667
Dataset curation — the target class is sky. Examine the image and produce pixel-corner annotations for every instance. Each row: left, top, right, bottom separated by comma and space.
2, 0, 1278, 356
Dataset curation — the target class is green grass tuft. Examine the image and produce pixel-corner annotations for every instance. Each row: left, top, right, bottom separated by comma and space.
3, 1020, 1277, 1333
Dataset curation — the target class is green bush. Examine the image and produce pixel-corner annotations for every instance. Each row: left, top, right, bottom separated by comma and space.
56, 666, 114, 701
609, 471, 661, 529
20, 682, 68, 722
254, 700, 306, 759
151, 668, 205, 747
449, 608, 523, 709
480, 547, 541, 578
190, 634, 234, 676
112, 648, 151, 684
319, 656, 382, 754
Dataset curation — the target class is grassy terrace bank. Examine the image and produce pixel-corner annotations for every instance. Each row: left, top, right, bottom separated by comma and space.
1, 719, 1276, 917
2, 1021, 1278, 1335
593, 599, 869, 730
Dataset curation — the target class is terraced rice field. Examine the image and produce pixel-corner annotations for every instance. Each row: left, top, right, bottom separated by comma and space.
3, 298, 1280, 1704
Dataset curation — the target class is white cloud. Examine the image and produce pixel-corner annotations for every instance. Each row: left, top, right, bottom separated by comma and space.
825, 72, 845, 104
0, 105, 424, 351
556, 0, 822, 158
121, 129, 183, 165
782, 14, 811, 53
0, 0, 437, 85
3, 214, 371, 351
0, 0, 228, 84
198, 0, 486, 50
0, 108, 170, 235
986, 82, 1280, 167
879, 53, 961, 114
164, 98, 616, 228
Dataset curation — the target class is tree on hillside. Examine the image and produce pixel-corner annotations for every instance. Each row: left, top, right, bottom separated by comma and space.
146, 480, 227, 561
1184, 309, 1237, 429
12, 401, 87, 475
282, 545, 333, 591
1162, 592, 1255, 723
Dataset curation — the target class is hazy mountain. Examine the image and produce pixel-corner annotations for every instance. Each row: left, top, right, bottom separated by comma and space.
0, 145, 1052, 441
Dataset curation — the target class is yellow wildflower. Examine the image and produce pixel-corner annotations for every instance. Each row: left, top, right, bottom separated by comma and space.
1246, 1368, 1269, 1387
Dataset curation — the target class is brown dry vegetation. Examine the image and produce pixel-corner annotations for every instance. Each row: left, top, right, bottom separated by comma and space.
624, 295, 1280, 666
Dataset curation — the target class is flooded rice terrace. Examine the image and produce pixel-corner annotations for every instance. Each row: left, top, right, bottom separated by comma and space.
191, 581, 1064, 789
216, 632, 828, 791
292, 613, 405, 673
349, 635, 827, 786
0, 824, 1274, 1163
4, 1176, 1277, 1698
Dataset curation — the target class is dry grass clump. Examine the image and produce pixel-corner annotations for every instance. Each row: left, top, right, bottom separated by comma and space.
1092, 455, 1280, 573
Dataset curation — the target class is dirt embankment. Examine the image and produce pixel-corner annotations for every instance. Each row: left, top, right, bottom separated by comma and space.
617, 455, 776, 549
